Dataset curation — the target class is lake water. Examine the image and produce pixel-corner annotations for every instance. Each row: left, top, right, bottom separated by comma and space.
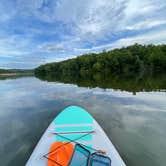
0, 76, 166, 166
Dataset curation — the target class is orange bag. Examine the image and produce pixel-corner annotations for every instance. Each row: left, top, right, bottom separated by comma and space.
48, 142, 74, 166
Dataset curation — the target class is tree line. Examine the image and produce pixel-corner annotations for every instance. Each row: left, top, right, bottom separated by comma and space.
0, 69, 13, 74
0, 69, 34, 74
35, 44, 166, 77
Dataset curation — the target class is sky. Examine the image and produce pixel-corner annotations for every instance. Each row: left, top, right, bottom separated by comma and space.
0, 0, 165, 69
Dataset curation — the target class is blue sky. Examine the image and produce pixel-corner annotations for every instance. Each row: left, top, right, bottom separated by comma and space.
0, 0, 166, 69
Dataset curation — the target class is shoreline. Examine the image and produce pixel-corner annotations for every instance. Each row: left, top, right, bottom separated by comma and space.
0, 73, 34, 76
0, 73, 18, 76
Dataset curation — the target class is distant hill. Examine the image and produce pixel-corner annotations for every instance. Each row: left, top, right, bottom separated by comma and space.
35, 44, 166, 77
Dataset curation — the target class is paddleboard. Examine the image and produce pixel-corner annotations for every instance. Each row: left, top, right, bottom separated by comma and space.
26, 106, 126, 166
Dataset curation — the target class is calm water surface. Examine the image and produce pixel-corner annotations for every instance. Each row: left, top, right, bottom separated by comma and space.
0, 76, 166, 166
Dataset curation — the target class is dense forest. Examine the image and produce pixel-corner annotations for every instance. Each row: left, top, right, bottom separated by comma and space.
35, 44, 166, 78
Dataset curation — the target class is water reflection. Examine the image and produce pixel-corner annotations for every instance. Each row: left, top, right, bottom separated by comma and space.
0, 76, 166, 166
36, 73, 166, 94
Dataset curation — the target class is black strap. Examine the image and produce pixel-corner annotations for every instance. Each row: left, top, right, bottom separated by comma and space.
53, 131, 99, 152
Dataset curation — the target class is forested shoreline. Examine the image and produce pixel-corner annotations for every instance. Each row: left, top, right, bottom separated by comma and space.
0, 69, 34, 74
0, 69, 13, 74
35, 44, 166, 77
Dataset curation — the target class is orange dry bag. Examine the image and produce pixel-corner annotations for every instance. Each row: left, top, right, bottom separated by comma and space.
48, 142, 74, 166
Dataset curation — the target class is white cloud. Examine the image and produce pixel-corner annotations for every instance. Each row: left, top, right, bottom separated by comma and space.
39, 28, 166, 63
51, 0, 166, 42
125, 20, 166, 30
39, 0, 166, 55
122, 0, 166, 30
111, 29, 166, 48
39, 43, 67, 52
44, 28, 166, 55
0, 35, 32, 57
53, 0, 127, 40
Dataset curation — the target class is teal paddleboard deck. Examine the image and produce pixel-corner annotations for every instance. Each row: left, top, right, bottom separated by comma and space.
26, 106, 126, 166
